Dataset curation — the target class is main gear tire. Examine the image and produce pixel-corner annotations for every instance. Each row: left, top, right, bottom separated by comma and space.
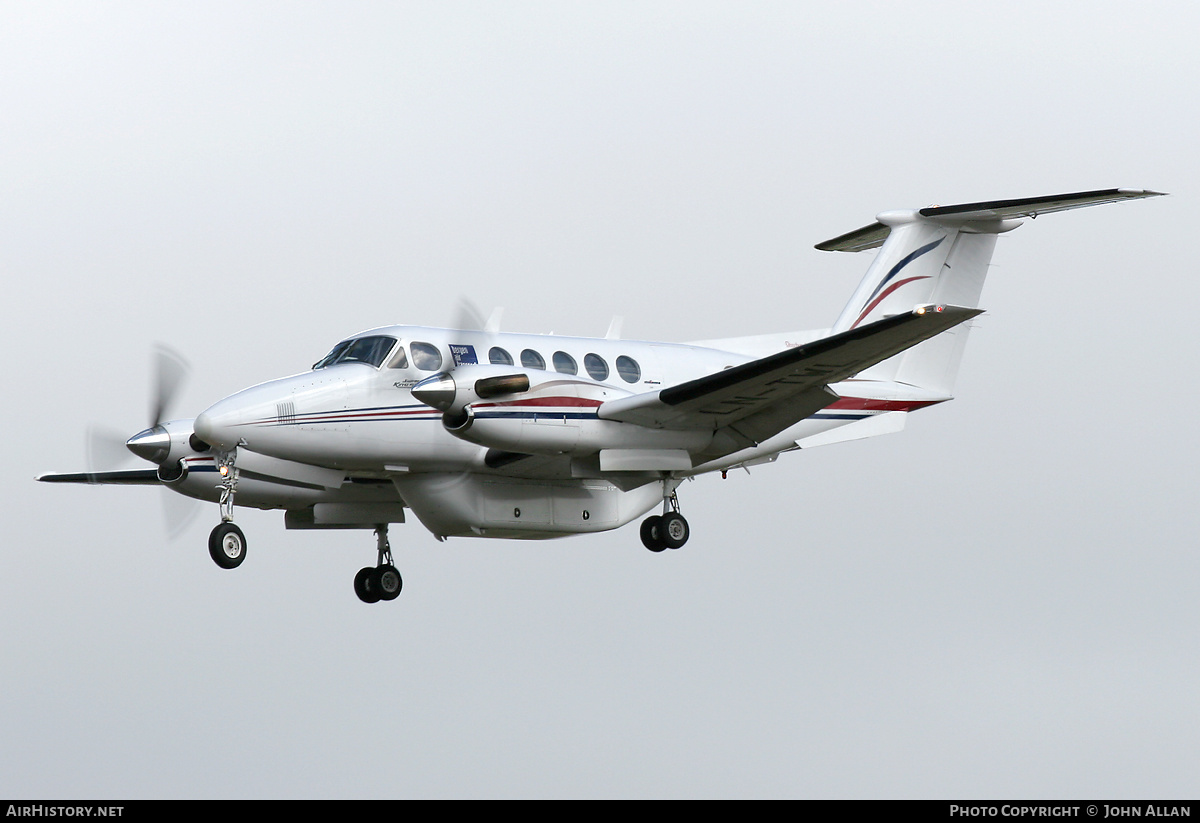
640, 516, 666, 552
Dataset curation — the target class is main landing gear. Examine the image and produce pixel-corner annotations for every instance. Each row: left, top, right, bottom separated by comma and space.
640, 489, 690, 552
354, 525, 403, 604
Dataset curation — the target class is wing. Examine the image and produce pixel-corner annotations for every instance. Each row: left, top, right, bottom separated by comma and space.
598, 304, 981, 455
37, 469, 161, 485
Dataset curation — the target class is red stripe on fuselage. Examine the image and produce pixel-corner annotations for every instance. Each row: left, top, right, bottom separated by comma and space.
472, 396, 604, 409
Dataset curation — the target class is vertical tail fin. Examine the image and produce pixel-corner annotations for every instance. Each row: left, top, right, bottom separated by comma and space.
817, 189, 1163, 396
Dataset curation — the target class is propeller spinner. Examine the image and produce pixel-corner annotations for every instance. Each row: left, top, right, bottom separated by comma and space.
125, 344, 194, 465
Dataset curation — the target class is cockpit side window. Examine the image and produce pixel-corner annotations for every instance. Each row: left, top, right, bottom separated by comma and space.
313, 336, 398, 369
387, 345, 409, 369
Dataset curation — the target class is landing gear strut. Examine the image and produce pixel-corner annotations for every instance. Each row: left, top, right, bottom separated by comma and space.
354, 525, 403, 604
640, 489, 689, 552
209, 450, 247, 569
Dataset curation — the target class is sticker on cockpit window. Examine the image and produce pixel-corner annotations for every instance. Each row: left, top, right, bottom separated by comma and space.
450, 344, 478, 366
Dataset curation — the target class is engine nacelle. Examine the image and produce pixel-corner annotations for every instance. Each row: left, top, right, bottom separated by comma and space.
413, 364, 712, 457
411, 364, 544, 417
451, 406, 713, 457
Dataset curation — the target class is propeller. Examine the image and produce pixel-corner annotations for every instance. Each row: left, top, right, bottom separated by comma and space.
160, 481, 202, 538
126, 345, 191, 462
85, 345, 188, 473
149, 344, 189, 432
86, 423, 136, 480
83, 343, 201, 537
450, 297, 487, 335
416, 299, 524, 420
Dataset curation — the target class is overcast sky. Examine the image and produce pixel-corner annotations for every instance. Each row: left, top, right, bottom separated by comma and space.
3, 1, 1197, 799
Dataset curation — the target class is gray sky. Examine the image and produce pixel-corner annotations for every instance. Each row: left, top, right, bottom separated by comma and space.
3, 1, 1197, 799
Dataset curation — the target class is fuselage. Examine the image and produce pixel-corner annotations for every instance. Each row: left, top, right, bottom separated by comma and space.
183, 323, 940, 539
193, 324, 759, 474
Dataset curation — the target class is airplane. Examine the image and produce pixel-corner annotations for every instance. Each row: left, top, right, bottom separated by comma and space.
38, 188, 1162, 603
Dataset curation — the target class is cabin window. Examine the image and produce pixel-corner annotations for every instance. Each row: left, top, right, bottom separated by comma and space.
313, 335, 397, 369
410, 341, 443, 371
553, 351, 577, 375
387, 346, 409, 369
616, 355, 641, 383
521, 349, 545, 370
584, 353, 608, 381
489, 347, 514, 366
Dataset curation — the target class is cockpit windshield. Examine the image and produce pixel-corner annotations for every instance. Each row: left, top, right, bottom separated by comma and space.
313, 335, 397, 370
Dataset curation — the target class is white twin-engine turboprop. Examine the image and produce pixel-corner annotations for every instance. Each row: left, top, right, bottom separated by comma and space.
39, 189, 1162, 603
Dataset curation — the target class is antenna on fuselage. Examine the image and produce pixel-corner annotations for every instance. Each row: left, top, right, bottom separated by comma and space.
605, 316, 624, 340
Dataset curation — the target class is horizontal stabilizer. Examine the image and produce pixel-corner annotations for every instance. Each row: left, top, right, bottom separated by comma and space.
918, 188, 1165, 222
816, 188, 1164, 252
815, 222, 892, 253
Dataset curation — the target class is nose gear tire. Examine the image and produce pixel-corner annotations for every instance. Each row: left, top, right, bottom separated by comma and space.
208, 523, 247, 569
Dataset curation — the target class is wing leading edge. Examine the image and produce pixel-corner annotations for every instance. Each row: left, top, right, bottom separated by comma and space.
598, 304, 981, 455
36, 469, 162, 485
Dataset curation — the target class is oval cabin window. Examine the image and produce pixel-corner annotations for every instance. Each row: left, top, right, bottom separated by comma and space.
616, 355, 641, 383
521, 349, 546, 370
584, 353, 608, 381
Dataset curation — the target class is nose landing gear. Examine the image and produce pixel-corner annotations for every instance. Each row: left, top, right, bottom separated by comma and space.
209, 522, 247, 568
354, 525, 403, 604
208, 450, 248, 569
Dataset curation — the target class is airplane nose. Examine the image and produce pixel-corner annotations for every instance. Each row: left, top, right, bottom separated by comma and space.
192, 372, 350, 455
192, 407, 230, 451
126, 425, 171, 463
193, 394, 249, 451
193, 381, 288, 451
